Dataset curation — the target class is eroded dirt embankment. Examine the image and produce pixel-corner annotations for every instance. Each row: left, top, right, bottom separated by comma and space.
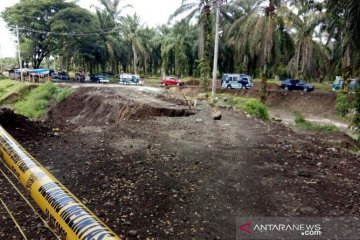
45, 87, 194, 127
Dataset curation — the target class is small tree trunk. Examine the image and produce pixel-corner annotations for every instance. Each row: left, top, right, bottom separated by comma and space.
132, 44, 138, 74
260, 64, 268, 104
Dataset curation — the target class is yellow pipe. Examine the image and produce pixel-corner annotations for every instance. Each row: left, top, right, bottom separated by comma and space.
0, 126, 120, 240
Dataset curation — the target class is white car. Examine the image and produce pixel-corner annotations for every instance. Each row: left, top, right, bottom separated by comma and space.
119, 73, 143, 85
221, 73, 253, 89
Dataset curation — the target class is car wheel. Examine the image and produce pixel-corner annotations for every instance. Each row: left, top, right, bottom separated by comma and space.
304, 88, 308, 92
176, 82, 180, 86
162, 83, 166, 86
284, 86, 289, 91
227, 85, 231, 89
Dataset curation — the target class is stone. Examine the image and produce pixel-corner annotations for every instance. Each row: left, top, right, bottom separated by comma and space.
195, 118, 204, 123
298, 169, 312, 178
128, 230, 137, 237
212, 111, 222, 120
299, 206, 317, 214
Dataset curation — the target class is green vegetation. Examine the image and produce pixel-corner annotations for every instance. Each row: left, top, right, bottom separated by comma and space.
311, 83, 332, 92
0, 79, 21, 98
351, 88, 360, 141
0, 80, 43, 106
225, 96, 270, 120
336, 90, 350, 117
294, 112, 338, 132
14, 82, 73, 120
0, 75, 8, 80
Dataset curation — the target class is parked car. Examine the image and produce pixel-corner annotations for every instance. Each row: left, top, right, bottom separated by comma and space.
332, 76, 359, 91
57, 71, 70, 80
51, 71, 70, 81
281, 79, 315, 92
160, 76, 184, 86
221, 73, 253, 89
90, 74, 110, 83
119, 73, 143, 85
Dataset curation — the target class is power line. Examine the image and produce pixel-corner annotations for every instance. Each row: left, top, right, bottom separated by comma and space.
9, 26, 122, 36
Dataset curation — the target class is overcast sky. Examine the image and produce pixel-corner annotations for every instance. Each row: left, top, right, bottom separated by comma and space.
0, 0, 182, 58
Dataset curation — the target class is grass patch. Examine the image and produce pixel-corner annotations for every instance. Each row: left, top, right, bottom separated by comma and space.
253, 78, 282, 85
0, 80, 22, 98
0, 74, 8, 80
144, 77, 161, 86
224, 96, 270, 120
14, 82, 73, 120
294, 112, 338, 132
311, 82, 332, 92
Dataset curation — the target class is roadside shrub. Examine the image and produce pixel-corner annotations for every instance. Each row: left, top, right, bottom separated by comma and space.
14, 82, 72, 119
55, 88, 73, 102
336, 90, 349, 117
294, 111, 306, 124
294, 112, 338, 132
242, 98, 270, 120
227, 96, 269, 120
350, 87, 360, 141
0, 74, 8, 80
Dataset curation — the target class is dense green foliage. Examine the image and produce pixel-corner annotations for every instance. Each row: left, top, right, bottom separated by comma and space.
14, 82, 72, 119
351, 88, 360, 141
228, 96, 270, 120
336, 90, 350, 117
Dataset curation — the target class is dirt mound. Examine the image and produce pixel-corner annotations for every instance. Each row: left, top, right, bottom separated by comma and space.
0, 108, 50, 141
45, 87, 194, 127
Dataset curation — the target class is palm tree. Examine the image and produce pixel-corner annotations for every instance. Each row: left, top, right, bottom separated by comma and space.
170, 1, 227, 60
326, 0, 360, 87
345, 0, 360, 49
282, 7, 326, 79
169, 0, 211, 59
226, 0, 293, 74
160, 20, 197, 77
96, 0, 131, 22
226, 0, 293, 102
121, 14, 146, 74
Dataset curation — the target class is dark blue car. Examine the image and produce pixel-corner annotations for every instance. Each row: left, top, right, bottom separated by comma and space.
281, 79, 314, 92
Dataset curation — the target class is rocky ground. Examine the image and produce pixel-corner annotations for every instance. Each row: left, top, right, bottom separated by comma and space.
0, 86, 359, 239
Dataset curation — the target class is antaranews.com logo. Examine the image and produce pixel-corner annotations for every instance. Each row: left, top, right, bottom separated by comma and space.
236, 217, 359, 240
238, 221, 321, 238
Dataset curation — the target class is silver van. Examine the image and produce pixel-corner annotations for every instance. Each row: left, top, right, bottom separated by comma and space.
119, 73, 143, 85
221, 73, 253, 89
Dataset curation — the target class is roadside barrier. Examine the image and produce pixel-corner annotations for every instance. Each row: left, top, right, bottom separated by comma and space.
0, 125, 120, 240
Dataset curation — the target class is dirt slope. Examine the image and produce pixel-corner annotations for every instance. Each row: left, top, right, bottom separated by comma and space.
0, 86, 359, 239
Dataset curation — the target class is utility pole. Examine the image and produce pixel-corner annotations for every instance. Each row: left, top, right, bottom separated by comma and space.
0, 45, 3, 72
211, 0, 221, 100
16, 25, 23, 82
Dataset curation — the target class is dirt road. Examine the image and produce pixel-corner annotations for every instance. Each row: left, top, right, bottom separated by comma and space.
0, 86, 359, 239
